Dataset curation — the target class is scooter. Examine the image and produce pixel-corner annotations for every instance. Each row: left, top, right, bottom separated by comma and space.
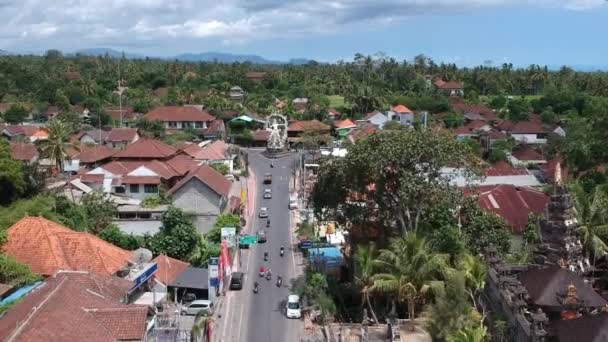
253, 282, 259, 293
266, 219, 270, 228
280, 247, 285, 257
276, 276, 282, 287
266, 271, 272, 281
264, 252, 269, 262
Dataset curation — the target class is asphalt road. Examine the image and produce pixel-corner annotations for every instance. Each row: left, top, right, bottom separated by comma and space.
221, 150, 302, 342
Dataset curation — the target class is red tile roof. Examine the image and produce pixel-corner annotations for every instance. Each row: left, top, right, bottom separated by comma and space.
0, 283, 12, 297
346, 123, 377, 143
328, 108, 341, 118
105, 106, 137, 121
391, 104, 413, 113
195, 140, 229, 161
334, 118, 357, 129
498, 117, 546, 134
453, 120, 488, 135
76, 145, 116, 163
246, 72, 266, 80
2, 217, 133, 276
113, 138, 177, 159
106, 128, 138, 142
146, 106, 215, 122
512, 146, 545, 161
485, 162, 530, 176
450, 101, 497, 121
142, 159, 181, 179
288, 120, 331, 132
76, 174, 105, 184
476, 185, 548, 234
486, 129, 507, 139
434, 79, 464, 89
152, 254, 190, 285
253, 129, 270, 141
10, 142, 39, 161
0, 271, 146, 342
167, 164, 231, 197
166, 154, 200, 175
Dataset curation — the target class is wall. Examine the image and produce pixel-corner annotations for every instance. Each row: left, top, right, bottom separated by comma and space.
171, 178, 225, 233
119, 183, 159, 200
511, 134, 547, 144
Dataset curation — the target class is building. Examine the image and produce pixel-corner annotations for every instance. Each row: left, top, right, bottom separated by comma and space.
2, 216, 133, 277
68, 144, 117, 168
9, 142, 39, 163
475, 184, 548, 234
293, 98, 308, 113
168, 164, 232, 234
181, 140, 236, 172
509, 146, 546, 167
443, 161, 542, 188
1, 124, 49, 142
74, 129, 110, 145
105, 106, 138, 126
387, 104, 414, 126
246, 71, 266, 82
327, 108, 341, 121
333, 118, 357, 138
287, 120, 332, 138
152, 254, 191, 287
106, 128, 140, 150
450, 101, 497, 122
434, 79, 464, 96
0, 271, 149, 342
344, 123, 378, 144
453, 120, 492, 140
252, 129, 270, 147
113, 138, 178, 160
498, 117, 547, 144
360, 111, 389, 128
145, 106, 216, 131
229, 86, 245, 102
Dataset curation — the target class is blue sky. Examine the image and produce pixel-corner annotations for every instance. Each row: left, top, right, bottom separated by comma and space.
1, 0, 607, 67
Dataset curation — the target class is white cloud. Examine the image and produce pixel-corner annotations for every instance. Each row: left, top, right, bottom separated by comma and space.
0, 0, 604, 51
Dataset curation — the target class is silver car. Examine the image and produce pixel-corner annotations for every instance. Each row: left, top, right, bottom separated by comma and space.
263, 189, 272, 199
259, 207, 269, 218
180, 300, 213, 316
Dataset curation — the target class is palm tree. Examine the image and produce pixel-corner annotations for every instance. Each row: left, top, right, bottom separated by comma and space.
569, 182, 608, 261
354, 242, 379, 324
457, 253, 487, 313
39, 119, 78, 173
191, 310, 213, 342
372, 233, 449, 331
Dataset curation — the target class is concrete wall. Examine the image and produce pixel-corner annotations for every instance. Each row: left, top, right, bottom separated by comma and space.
172, 178, 227, 233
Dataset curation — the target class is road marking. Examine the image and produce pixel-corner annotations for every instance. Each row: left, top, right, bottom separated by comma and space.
222, 292, 233, 340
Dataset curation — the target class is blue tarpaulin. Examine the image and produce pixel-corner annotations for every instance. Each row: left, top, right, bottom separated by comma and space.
308, 247, 342, 267
0, 281, 43, 305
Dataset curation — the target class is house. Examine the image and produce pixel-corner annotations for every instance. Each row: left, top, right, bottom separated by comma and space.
0, 271, 149, 342
360, 111, 389, 128
145, 106, 216, 131
345, 123, 378, 144
68, 144, 117, 168
475, 184, 548, 234
479, 129, 508, 151
74, 129, 110, 145
434, 79, 464, 96
228, 115, 266, 130
168, 164, 232, 233
252, 129, 270, 147
553, 126, 566, 137
152, 254, 190, 286
451, 101, 497, 122
443, 161, 542, 188
541, 157, 569, 184
46, 105, 61, 120
2, 216, 133, 277
327, 108, 341, 121
113, 138, 178, 160
1, 125, 49, 142
202, 118, 226, 140
293, 98, 308, 113
509, 146, 546, 167
334, 118, 357, 138
453, 120, 491, 140
181, 140, 236, 172
229, 86, 245, 102
287, 120, 332, 138
105, 106, 138, 126
10, 142, 39, 163
387, 104, 415, 126
498, 117, 547, 144
106, 128, 140, 150
246, 71, 266, 82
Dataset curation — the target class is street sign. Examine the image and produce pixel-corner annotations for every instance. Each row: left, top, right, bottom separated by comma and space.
239, 235, 257, 246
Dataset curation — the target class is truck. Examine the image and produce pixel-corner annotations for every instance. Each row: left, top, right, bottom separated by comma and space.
263, 173, 272, 184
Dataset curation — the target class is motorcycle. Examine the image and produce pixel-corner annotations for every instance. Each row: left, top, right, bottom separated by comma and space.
280, 247, 285, 257
266, 270, 272, 281
253, 282, 259, 293
264, 252, 269, 262
266, 219, 270, 228
276, 276, 282, 287
259, 266, 265, 277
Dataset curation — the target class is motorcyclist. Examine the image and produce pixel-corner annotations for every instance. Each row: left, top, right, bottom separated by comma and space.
280, 246, 285, 257
266, 219, 270, 227
266, 268, 272, 280
270, 162, 274, 168
253, 281, 259, 293
259, 265, 265, 276
276, 275, 282, 287
264, 251, 269, 261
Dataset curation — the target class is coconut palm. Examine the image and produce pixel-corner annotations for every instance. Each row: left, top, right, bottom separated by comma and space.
353, 242, 379, 324
372, 233, 449, 331
569, 182, 608, 261
457, 253, 487, 311
39, 119, 78, 173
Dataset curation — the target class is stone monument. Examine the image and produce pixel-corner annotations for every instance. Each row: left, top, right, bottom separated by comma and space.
265, 113, 288, 156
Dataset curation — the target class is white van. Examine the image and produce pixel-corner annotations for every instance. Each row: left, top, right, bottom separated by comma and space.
288, 194, 298, 210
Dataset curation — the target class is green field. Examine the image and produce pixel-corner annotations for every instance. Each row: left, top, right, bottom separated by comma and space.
328, 95, 345, 108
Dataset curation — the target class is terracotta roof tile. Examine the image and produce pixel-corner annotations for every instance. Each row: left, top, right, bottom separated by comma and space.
146, 106, 215, 122
113, 138, 177, 159
76, 145, 116, 163
10, 142, 39, 161
512, 146, 545, 161
435, 79, 464, 89
106, 128, 138, 142
346, 123, 377, 144
485, 162, 530, 176
288, 120, 331, 132
166, 154, 200, 175
391, 104, 413, 113
152, 254, 190, 285
0, 271, 146, 342
477, 185, 548, 233
105, 106, 137, 121
246, 72, 266, 80
253, 129, 270, 141
542, 156, 569, 184
450, 101, 497, 121
167, 164, 231, 197
453, 120, 488, 135
2, 217, 132, 276
334, 118, 357, 129
195, 140, 229, 161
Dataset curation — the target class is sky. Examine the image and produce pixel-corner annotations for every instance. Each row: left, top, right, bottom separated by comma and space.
1, 0, 607, 67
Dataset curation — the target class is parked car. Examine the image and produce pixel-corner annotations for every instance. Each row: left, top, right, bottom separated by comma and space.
181, 300, 213, 316
286, 294, 301, 319
264, 189, 272, 199
289, 194, 298, 209
263, 173, 272, 184
257, 229, 267, 243
259, 207, 269, 218
230, 271, 244, 290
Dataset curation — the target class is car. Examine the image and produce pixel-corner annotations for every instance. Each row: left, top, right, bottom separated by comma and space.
286, 294, 301, 319
257, 229, 267, 243
263, 189, 272, 199
180, 300, 213, 316
263, 173, 272, 184
229, 271, 244, 290
259, 207, 269, 218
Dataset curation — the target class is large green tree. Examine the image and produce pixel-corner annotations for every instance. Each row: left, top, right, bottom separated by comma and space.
0, 140, 26, 205
3, 104, 28, 124
149, 206, 199, 261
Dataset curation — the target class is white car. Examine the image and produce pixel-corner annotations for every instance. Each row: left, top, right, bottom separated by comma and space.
180, 300, 213, 316
263, 189, 272, 199
259, 207, 269, 218
286, 294, 301, 319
